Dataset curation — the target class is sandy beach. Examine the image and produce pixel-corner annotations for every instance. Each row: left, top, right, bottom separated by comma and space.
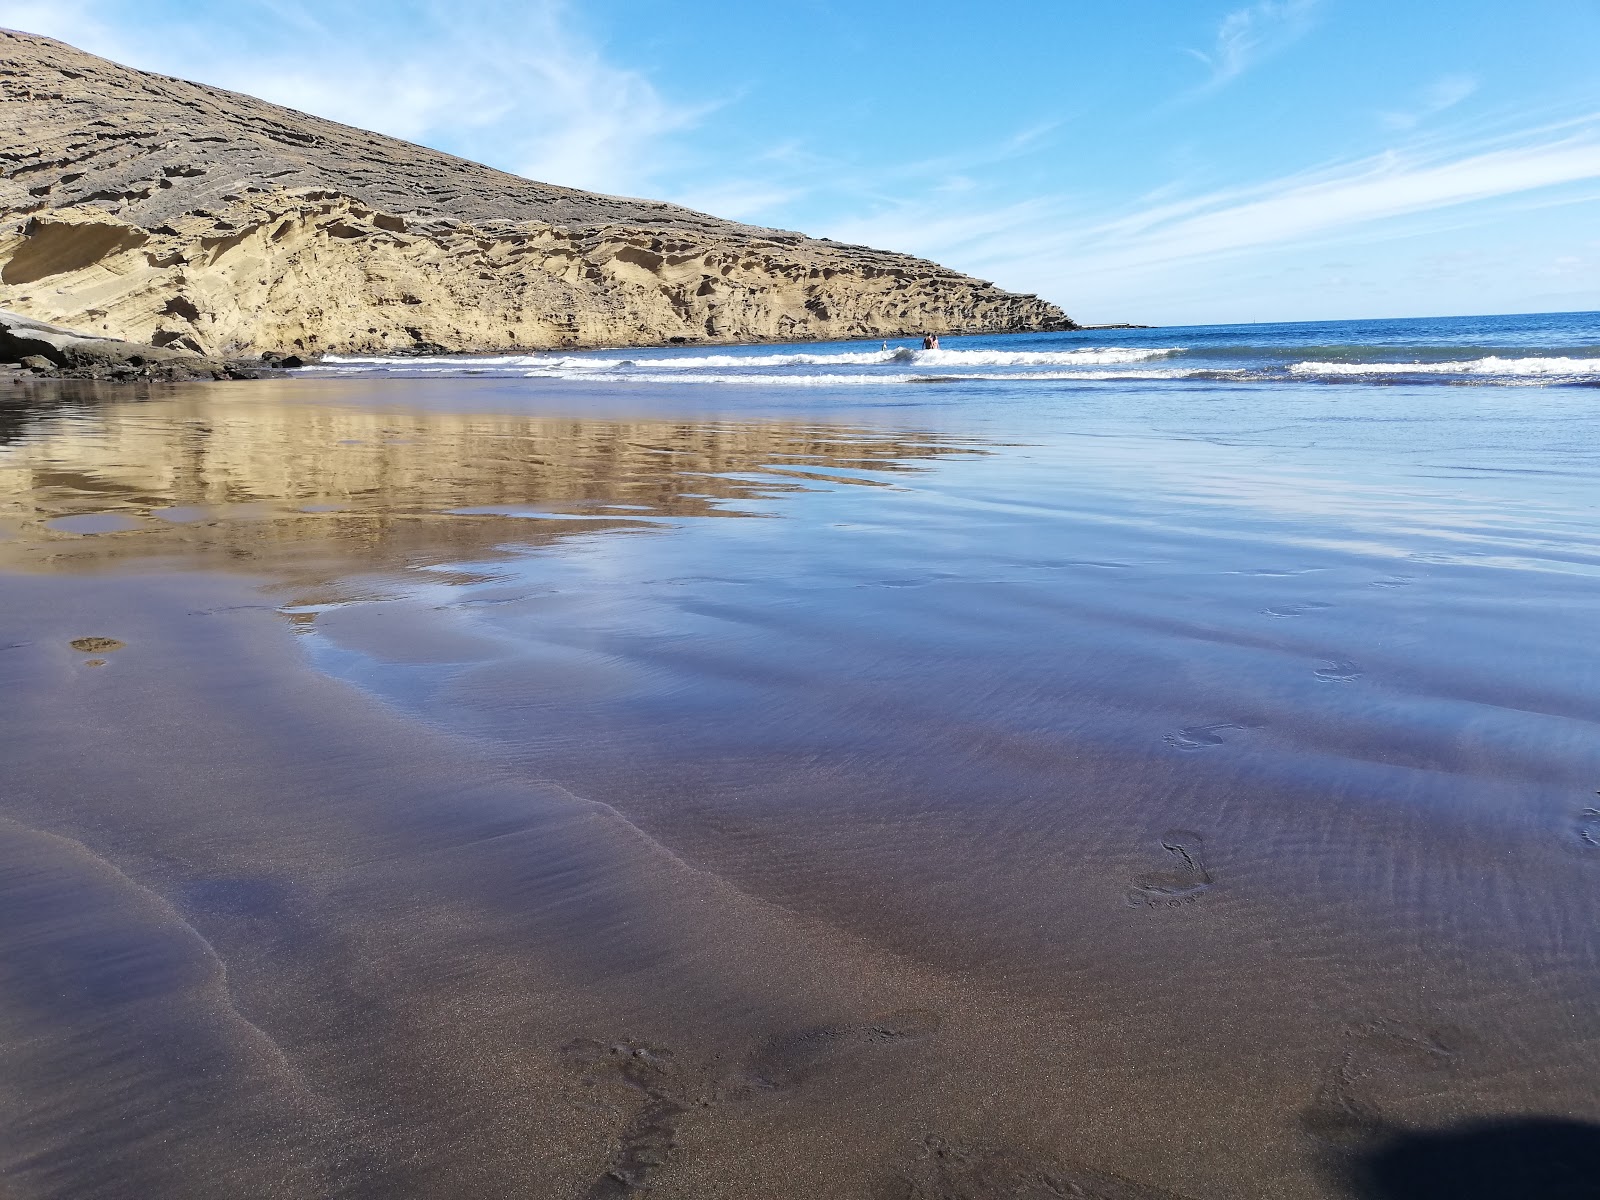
1, 357, 1596, 1198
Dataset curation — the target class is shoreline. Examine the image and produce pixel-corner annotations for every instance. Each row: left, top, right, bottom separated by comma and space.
1, 308, 1088, 384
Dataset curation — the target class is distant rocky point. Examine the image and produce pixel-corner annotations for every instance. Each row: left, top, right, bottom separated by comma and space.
0, 29, 1074, 358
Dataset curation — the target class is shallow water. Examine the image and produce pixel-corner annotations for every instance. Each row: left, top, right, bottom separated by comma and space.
1, 316, 1598, 1199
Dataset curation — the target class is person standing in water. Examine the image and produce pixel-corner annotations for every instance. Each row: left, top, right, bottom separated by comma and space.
921, 333, 940, 350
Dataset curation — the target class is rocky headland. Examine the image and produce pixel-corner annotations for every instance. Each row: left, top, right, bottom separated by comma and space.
0, 29, 1073, 359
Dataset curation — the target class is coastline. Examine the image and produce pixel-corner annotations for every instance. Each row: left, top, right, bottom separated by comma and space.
0, 309, 1085, 384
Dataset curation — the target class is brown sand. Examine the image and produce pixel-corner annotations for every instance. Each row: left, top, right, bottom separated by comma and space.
0, 376, 1596, 1199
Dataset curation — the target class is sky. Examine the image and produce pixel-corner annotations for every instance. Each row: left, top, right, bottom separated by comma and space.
5, 0, 1600, 325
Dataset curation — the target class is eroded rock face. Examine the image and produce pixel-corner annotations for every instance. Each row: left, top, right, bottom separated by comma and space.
0, 29, 1073, 356
0, 307, 258, 379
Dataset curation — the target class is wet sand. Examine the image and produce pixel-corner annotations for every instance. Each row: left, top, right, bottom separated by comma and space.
0, 375, 1597, 1198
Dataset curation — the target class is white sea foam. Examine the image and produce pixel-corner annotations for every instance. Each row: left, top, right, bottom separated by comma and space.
319, 346, 1183, 372
908, 346, 1180, 366
1290, 356, 1600, 377
505, 367, 1221, 386
597, 350, 895, 368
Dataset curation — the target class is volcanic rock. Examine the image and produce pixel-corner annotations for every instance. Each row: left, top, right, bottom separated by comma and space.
0, 29, 1073, 356
0, 307, 255, 379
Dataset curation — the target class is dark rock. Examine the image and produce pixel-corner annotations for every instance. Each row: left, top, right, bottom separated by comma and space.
0, 308, 204, 370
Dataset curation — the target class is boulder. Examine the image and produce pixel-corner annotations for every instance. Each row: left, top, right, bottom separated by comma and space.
0, 308, 201, 369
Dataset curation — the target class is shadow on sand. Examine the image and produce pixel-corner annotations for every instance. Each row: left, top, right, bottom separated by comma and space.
1347, 1117, 1600, 1200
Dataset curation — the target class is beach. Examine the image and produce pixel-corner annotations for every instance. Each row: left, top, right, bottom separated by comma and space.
1, 316, 1598, 1199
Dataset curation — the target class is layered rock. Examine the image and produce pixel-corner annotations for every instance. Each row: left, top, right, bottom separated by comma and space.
0, 29, 1072, 357
0, 306, 259, 379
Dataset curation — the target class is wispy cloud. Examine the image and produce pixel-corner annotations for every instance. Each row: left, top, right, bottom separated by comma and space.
1185, 0, 1320, 95
0, 0, 706, 197
1065, 124, 1600, 274
669, 181, 803, 223
1380, 73, 1480, 131
0, 0, 122, 52
821, 115, 1600, 308
657, 119, 1063, 231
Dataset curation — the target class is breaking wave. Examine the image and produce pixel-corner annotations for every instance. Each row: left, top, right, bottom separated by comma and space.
1290, 356, 1600, 378
308, 318, 1600, 389
322, 346, 1181, 371
898, 347, 1180, 366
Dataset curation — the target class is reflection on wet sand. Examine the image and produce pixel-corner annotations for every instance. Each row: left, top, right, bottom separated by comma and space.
0, 378, 976, 581
0, 378, 1597, 1200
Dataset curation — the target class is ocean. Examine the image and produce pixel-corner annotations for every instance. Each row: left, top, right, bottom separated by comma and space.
309, 309, 1600, 388
0, 309, 1596, 1199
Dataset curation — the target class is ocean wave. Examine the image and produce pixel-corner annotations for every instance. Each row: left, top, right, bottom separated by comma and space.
1290, 356, 1600, 377
905, 368, 1227, 382
600, 350, 894, 368
901, 346, 1181, 366
508, 367, 1224, 386
320, 346, 1183, 372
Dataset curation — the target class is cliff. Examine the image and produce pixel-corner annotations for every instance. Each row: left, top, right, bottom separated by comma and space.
0, 29, 1072, 357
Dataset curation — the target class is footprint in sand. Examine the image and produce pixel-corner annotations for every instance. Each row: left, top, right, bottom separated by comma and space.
738, 1007, 942, 1096
1301, 1019, 1461, 1146
1164, 723, 1237, 751
1263, 601, 1334, 618
563, 1010, 943, 1196
1127, 831, 1214, 908
1315, 659, 1363, 683
889, 1134, 1196, 1200
1575, 806, 1600, 851
562, 1038, 691, 1199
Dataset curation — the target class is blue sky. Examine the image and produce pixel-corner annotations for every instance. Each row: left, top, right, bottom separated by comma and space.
6, 0, 1600, 324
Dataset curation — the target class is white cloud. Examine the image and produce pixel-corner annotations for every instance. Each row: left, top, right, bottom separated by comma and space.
1185, 0, 1320, 94
1063, 130, 1600, 274
818, 115, 1600, 316
668, 181, 802, 223
1380, 74, 1480, 131
0, 0, 705, 197
0, 0, 124, 54
659, 118, 1065, 245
